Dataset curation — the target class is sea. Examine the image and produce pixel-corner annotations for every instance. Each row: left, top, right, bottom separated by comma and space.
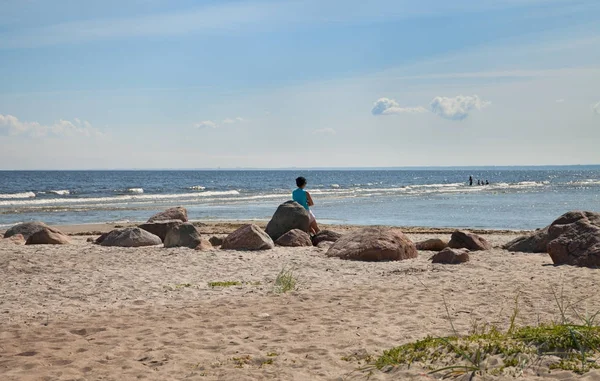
0, 167, 599, 230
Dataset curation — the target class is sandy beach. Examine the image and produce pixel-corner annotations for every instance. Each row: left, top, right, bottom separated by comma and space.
1, 222, 600, 381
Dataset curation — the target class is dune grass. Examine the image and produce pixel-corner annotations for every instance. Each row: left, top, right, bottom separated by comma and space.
274, 267, 297, 293
367, 288, 600, 378
208, 281, 241, 288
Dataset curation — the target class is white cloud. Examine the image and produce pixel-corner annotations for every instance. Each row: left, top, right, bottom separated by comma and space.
0, 114, 101, 137
313, 128, 336, 135
593, 101, 600, 115
194, 120, 218, 129
371, 98, 427, 115
222, 116, 245, 124
429, 95, 490, 121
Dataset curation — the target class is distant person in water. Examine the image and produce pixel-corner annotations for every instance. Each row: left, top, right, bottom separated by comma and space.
292, 177, 320, 235
469, 176, 473, 186
477, 180, 481, 186
485, 180, 490, 185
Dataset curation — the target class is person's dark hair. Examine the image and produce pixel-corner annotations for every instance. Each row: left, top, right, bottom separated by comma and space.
296, 176, 307, 187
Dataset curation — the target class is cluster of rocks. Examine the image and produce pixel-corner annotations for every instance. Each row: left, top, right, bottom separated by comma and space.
3, 221, 71, 245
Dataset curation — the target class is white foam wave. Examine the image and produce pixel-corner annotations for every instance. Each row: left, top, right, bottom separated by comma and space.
330, 184, 340, 188
127, 188, 144, 194
0, 191, 36, 199
189, 185, 206, 190
570, 179, 600, 186
0, 190, 241, 207
49, 190, 70, 195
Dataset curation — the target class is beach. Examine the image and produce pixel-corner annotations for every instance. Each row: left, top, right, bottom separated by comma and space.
2, 222, 600, 380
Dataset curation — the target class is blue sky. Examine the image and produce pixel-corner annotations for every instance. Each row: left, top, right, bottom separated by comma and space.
0, 0, 599, 169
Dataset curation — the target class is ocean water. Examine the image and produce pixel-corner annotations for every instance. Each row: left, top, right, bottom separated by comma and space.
0, 167, 599, 230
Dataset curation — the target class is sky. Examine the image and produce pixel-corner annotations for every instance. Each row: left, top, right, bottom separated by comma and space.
0, 0, 599, 169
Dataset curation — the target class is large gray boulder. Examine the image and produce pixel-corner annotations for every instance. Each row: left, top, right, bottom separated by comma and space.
26, 227, 71, 245
139, 219, 183, 242
275, 229, 313, 247
265, 201, 310, 241
545, 211, 600, 267
448, 230, 491, 251
326, 227, 418, 262
164, 222, 202, 249
147, 207, 188, 223
222, 224, 274, 251
100, 227, 162, 247
4, 222, 51, 240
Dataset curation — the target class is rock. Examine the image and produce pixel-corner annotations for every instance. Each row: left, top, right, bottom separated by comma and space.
100, 227, 162, 247
209, 236, 224, 247
416, 238, 448, 251
86, 237, 95, 243
311, 230, 342, 246
431, 247, 470, 264
94, 232, 110, 245
164, 223, 202, 249
545, 211, 600, 267
326, 227, 418, 261
138, 219, 183, 242
503, 227, 549, 253
195, 238, 213, 251
26, 227, 71, 245
265, 201, 310, 241
0, 234, 25, 245
147, 207, 188, 223
275, 229, 313, 247
316, 241, 334, 249
448, 230, 492, 251
4, 222, 51, 240
222, 224, 274, 251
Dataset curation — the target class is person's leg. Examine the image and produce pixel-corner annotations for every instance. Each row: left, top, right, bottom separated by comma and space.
309, 210, 320, 234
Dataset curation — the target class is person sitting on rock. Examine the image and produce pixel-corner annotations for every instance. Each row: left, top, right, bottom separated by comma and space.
292, 176, 320, 235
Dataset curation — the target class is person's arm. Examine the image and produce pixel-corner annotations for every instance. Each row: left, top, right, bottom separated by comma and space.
306, 191, 315, 206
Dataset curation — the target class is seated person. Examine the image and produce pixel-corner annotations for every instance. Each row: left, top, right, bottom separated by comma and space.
292, 176, 320, 235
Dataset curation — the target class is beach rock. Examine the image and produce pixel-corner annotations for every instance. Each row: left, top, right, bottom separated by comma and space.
138, 219, 183, 242
26, 227, 71, 245
317, 241, 334, 249
86, 237, 95, 243
94, 232, 110, 245
0, 234, 25, 245
100, 227, 162, 247
431, 248, 470, 264
265, 201, 310, 241
209, 236, 224, 247
448, 230, 491, 251
275, 229, 313, 247
326, 227, 417, 261
545, 211, 600, 267
4, 221, 51, 240
195, 238, 213, 251
222, 224, 274, 251
311, 230, 342, 246
416, 238, 448, 251
503, 227, 549, 253
164, 223, 202, 249
147, 207, 188, 223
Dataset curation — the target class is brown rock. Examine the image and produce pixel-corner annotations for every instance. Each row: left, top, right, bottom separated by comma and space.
545, 211, 600, 267
86, 237, 95, 243
100, 227, 162, 247
0, 234, 25, 245
4, 221, 51, 240
431, 247, 470, 264
503, 226, 549, 253
222, 224, 274, 251
147, 207, 188, 223
164, 223, 202, 249
448, 230, 491, 251
416, 238, 448, 251
326, 227, 417, 261
311, 230, 342, 246
209, 236, 224, 247
195, 238, 213, 251
26, 228, 71, 245
275, 229, 313, 247
94, 232, 110, 245
138, 219, 183, 242
265, 201, 310, 241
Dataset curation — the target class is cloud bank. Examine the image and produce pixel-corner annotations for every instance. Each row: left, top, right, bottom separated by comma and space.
593, 101, 600, 115
429, 95, 490, 120
195, 117, 245, 129
371, 98, 427, 115
0, 114, 101, 137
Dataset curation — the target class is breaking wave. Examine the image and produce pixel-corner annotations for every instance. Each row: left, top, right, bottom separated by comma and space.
0, 192, 36, 199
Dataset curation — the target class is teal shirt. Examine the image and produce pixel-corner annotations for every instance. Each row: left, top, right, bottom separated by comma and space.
292, 188, 309, 210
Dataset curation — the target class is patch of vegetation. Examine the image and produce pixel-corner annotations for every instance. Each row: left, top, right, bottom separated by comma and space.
274, 267, 297, 293
369, 291, 600, 378
267, 352, 279, 357
231, 355, 252, 368
163, 283, 193, 291
208, 281, 241, 288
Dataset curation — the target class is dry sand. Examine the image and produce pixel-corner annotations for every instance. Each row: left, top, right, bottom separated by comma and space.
1, 223, 599, 380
